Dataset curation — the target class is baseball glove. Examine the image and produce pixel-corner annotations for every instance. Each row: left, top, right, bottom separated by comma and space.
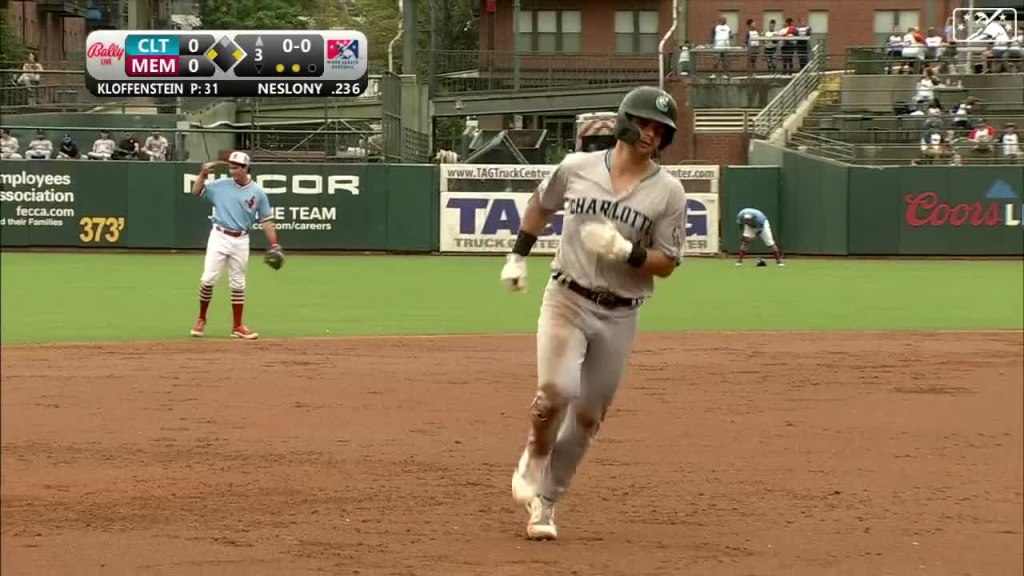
264, 244, 285, 270
756, 258, 767, 267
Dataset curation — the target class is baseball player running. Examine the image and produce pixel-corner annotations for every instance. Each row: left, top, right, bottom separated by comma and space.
735, 207, 784, 266
188, 151, 284, 339
500, 86, 687, 541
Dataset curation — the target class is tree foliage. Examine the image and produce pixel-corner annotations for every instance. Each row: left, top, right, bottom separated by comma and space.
198, 0, 325, 30
0, 14, 27, 67
195, 0, 479, 74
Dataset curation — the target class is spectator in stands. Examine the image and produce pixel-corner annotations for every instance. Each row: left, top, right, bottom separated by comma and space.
86, 130, 116, 160
141, 130, 169, 161
902, 27, 927, 74
925, 27, 945, 65
1, 128, 21, 159
744, 19, 761, 72
779, 18, 798, 74
920, 122, 948, 163
914, 67, 941, 106
711, 16, 733, 73
763, 19, 780, 74
886, 26, 905, 74
1009, 27, 1023, 72
56, 134, 80, 159
969, 18, 1012, 72
15, 53, 42, 87
113, 131, 140, 160
24, 129, 53, 159
1000, 123, 1020, 159
968, 118, 997, 153
926, 98, 943, 117
795, 17, 812, 70
14, 53, 44, 106
951, 96, 976, 130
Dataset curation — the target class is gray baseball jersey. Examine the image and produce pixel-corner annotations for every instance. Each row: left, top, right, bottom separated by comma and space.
536, 149, 687, 299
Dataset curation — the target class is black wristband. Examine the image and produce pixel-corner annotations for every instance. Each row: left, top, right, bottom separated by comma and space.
626, 243, 648, 268
512, 230, 538, 257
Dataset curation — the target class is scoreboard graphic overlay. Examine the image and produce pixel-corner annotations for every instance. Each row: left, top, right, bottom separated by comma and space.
85, 30, 367, 97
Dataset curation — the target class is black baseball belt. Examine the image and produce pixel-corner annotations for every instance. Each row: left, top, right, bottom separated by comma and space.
552, 272, 643, 310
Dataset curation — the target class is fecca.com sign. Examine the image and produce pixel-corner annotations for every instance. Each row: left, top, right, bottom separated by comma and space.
904, 180, 1022, 228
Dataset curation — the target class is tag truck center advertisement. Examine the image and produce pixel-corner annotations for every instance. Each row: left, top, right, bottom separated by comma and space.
439, 163, 721, 255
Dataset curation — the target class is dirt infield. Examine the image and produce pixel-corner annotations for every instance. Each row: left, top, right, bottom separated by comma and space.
2, 331, 1022, 576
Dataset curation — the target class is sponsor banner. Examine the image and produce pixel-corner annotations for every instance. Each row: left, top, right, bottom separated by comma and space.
0, 161, 436, 251
439, 191, 719, 255
439, 162, 720, 194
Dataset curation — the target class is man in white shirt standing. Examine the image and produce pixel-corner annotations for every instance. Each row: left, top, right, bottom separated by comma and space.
712, 16, 732, 73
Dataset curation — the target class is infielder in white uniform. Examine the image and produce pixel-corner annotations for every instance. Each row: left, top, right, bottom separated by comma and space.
188, 151, 282, 339
501, 86, 687, 541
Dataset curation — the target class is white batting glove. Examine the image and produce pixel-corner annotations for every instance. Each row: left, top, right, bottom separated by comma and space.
580, 219, 633, 262
500, 253, 528, 292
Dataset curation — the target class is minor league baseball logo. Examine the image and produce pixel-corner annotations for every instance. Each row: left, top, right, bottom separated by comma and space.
655, 95, 671, 113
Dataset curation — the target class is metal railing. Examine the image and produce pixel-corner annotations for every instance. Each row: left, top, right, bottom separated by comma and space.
788, 130, 856, 162
843, 45, 1024, 75
750, 42, 826, 138
0, 63, 90, 111
431, 50, 667, 95
429, 44, 837, 95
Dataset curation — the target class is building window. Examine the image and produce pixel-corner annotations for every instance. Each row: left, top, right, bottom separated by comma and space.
615, 10, 659, 54
808, 10, 829, 49
874, 10, 919, 46
516, 10, 582, 53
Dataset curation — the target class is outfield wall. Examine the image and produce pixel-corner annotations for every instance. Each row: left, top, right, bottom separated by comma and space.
0, 162, 439, 251
1, 157, 1021, 256
724, 151, 1024, 256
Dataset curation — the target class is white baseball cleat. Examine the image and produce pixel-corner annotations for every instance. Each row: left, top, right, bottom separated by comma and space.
512, 449, 540, 507
526, 495, 557, 541
231, 325, 259, 340
189, 318, 206, 337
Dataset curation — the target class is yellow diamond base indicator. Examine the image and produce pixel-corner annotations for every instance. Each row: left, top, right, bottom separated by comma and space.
291, 64, 300, 72
275, 64, 284, 73
233, 49, 243, 60
207, 49, 218, 60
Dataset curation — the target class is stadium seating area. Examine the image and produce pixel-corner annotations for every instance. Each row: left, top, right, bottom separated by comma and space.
793, 72, 1024, 165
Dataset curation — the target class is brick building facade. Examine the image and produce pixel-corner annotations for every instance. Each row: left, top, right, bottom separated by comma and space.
481, 0, 976, 58
476, 0, 986, 165
5, 1, 88, 63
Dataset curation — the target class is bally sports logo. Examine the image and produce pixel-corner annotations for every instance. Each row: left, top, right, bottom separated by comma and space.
87, 42, 125, 66
905, 180, 1022, 228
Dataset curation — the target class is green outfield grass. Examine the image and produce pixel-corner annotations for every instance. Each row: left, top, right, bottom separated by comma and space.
1, 252, 1021, 344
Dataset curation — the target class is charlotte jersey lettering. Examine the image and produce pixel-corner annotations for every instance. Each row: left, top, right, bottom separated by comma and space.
202, 177, 272, 230
539, 150, 687, 299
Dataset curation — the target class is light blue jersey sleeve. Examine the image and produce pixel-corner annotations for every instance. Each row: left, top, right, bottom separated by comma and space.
254, 186, 273, 223
201, 177, 229, 203
736, 208, 767, 229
